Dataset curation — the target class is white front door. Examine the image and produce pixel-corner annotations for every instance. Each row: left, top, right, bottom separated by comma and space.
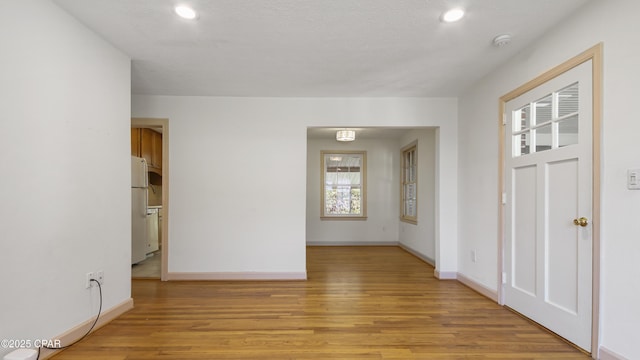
504, 60, 592, 351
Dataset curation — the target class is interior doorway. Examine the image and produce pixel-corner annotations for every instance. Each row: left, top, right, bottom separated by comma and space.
305, 127, 437, 267
131, 118, 169, 281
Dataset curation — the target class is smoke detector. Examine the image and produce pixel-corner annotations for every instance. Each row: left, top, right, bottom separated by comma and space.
493, 34, 512, 47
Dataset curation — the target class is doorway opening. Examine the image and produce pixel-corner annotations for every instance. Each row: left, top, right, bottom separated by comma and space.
305, 127, 438, 269
131, 118, 169, 281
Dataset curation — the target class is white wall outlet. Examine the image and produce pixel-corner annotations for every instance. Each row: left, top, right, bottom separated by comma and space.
471, 250, 477, 263
628, 169, 640, 190
85, 272, 94, 289
96, 270, 104, 285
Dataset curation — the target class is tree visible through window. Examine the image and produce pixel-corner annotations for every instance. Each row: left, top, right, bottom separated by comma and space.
321, 151, 367, 219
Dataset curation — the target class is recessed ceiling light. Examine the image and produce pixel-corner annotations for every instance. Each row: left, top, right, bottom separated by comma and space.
441, 8, 465, 23
175, 5, 197, 20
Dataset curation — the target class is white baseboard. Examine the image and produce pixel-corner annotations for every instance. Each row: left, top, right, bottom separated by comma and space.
398, 243, 435, 266
166, 272, 307, 281
434, 269, 457, 280
306, 241, 399, 246
457, 273, 499, 302
38, 298, 133, 359
599, 346, 629, 360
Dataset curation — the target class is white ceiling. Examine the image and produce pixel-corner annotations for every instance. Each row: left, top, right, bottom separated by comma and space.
53, 0, 591, 98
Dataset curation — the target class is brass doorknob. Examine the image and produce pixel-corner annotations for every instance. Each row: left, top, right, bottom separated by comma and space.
573, 217, 589, 227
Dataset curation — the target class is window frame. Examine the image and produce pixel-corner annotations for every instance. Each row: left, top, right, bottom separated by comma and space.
512, 82, 580, 157
320, 150, 367, 220
400, 142, 418, 224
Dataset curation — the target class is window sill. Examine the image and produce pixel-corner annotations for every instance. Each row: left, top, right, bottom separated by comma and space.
321, 216, 368, 221
400, 218, 418, 225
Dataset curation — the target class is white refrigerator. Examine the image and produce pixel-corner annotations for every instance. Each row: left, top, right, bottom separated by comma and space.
131, 156, 148, 265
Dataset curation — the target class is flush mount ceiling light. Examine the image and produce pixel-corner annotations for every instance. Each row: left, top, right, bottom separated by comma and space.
175, 5, 197, 20
336, 130, 356, 142
441, 8, 465, 23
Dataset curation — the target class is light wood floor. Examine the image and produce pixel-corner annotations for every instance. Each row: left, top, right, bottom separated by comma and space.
52, 246, 589, 359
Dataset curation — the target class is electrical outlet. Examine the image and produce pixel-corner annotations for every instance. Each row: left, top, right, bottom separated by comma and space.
85, 272, 94, 289
96, 270, 104, 285
628, 169, 640, 190
471, 250, 477, 263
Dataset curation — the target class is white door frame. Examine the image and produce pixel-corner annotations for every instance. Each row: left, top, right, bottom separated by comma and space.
497, 44, 602, 357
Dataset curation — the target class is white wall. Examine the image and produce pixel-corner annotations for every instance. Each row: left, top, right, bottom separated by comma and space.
132, 96, 458, 275
306, 138, 400, 245
458, 0, 640, 358
0, 0, 131, 357
399, 129, 437, 262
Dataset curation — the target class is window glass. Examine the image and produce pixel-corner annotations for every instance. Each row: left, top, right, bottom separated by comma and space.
514, 105, 531, 131
514, 132, 531, 156
321, 152, 366, 219
558, 83, 579, 118
536, 124, 552, 152
535, 94, 553, 125
401, 145, 417, 223
512, 82, 580, 157
559, 115, 579, 147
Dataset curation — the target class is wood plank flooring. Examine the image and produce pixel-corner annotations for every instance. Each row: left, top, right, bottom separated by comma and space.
51, 246, 590, 359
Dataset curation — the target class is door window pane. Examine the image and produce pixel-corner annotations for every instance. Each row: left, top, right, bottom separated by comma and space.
558, 83, 579, 117
514, 105, 531, 131
559, 115, 579, 147
536, 124, 553, 152
512, 81, 580, 157
514, 132, 531, 156
535, 95, 553, 124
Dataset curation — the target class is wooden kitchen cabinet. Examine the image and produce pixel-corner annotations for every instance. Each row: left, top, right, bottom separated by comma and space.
131, 128, 162, 174
151, 130, 162, 171
140, 128, 153, 166
131, 128, 141, 156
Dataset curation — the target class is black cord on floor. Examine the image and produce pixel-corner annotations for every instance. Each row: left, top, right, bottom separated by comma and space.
36, 279, 103, 360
